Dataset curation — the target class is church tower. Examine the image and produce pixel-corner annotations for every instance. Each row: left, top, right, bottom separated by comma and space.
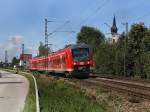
111, 16, 118, 44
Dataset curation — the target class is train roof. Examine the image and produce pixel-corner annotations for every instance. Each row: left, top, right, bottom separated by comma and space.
30, 56, 46, 61
65, 43, 90, 49
31, 44, 91, 60
47, 44, 90, 56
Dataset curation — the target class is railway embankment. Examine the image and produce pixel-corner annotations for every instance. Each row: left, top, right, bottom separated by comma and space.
65, 76, 150, 112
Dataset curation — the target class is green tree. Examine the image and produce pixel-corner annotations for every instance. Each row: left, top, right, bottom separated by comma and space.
114, 23, 150, 78
11, 57, 19, 66
94, 41, 116, 75
115, 32, 126, 75
142, 28, 150, 78
77, 26, 105, 52
0, 61, 4, 68
126, 23, 147, 77
38, 42, 49, 56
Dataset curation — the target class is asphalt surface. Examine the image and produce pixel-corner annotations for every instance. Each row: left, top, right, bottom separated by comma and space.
0, 71, 29, 112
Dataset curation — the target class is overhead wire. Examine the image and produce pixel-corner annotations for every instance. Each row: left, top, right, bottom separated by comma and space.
78, 0, 110, 26
48, 20, 70, 36
125, 0, 150, 24
47, 0, 111, 47
62, 0, 111, 45
132, 13, 150, 23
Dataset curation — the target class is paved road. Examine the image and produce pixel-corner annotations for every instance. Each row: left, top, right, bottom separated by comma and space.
0, 71, 29, 112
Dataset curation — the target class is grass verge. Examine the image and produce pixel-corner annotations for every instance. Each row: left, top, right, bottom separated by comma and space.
37, 76, 105, 112
145, 109, 150, 112
22, 72, 36, 112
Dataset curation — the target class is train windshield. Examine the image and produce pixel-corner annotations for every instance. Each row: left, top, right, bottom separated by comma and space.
72, 48, 89, 61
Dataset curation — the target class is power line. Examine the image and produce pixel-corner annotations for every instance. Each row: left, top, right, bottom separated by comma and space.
45, 19, 69, 50
79, 0, 110, 26
133, 13, 150, 22
48, 20, 70, 36
46, 19, 76, 45
44, 18, 75, 53
54, 30, 76, 33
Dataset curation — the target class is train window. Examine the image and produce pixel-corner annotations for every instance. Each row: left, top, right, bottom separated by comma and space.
72, 48, 89, 61
62, 56, 66, 64
57, 58, 60, 64
51, 57, 62, 65
49, 60, 51, 64
32, 62, 37, 66
53, 59, 57, 64
45, 61, 47, 66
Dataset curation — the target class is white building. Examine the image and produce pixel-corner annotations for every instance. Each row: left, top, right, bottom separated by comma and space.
111, 16, 118, 44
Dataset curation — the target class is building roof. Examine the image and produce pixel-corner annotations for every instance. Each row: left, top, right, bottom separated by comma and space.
111, 16, 118, 35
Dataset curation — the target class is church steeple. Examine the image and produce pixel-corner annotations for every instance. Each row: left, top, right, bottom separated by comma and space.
111, 16, 118, 35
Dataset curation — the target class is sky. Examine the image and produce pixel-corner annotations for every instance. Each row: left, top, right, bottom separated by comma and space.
0, 0, 150, 62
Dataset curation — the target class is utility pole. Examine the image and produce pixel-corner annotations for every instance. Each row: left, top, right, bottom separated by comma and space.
22, 44, 25, 67
45, 19, 48, 52
122, 22, 129, 76
22, 44, 24, 55
44, 18, 50, 72
45, 19, 54, 55
5, 50, 8, 64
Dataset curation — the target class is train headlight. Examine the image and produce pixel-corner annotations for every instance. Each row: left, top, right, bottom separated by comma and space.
73, 62, 77, 65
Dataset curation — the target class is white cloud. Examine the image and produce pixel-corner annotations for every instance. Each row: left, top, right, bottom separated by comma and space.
0, 35, 39, 62
8, 35, 24, 45
0, 35, 24, 62
25, 44, 38, 55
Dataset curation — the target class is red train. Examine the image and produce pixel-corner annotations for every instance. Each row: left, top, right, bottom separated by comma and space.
29, 44, 93, 78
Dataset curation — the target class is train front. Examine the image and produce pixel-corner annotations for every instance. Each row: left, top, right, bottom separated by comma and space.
70, 44, 93, 77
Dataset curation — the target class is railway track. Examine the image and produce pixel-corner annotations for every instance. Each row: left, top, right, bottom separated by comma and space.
41, 73, 150, 100
65, 75, 150, 100
92, 77, 150, 91
91, 74, 150, 84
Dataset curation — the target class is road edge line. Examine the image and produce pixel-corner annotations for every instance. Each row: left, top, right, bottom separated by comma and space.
32, 75, 40, 112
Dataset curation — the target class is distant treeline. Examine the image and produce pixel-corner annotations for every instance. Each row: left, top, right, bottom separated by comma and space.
77, 23, 150, 78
